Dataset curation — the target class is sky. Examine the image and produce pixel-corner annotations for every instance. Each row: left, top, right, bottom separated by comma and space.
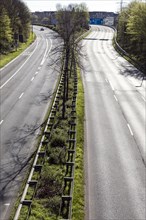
22, 0, 134, 13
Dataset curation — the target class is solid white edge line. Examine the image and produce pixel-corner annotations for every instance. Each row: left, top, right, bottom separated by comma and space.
19, 92, 24, 99
127, 123, 133, 136
40, 38, 52, 66
0, 120, 4, 125
0, 40, 39, 90
40, 38, 49, 65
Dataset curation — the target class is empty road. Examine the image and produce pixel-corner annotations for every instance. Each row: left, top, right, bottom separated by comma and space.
82, 25, 146, 219
0, 26, 60, 220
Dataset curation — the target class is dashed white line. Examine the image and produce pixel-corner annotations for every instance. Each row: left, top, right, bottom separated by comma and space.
109, 82, 115, 91
114, 95, 118, 102
105, 78, 109, 83
3, 203, 10, 219
38, 67, 41, 70
35, 71, 38, 75
19, 92, 24, 99
31, 77, 34, 82
127, 123, 133, 136
0, 40, 39, 90
0, 120, 4, 125
4, 203, 10, 206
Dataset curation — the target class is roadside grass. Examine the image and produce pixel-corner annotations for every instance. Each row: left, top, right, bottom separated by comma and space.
0, 32, 35, 69
72, 68, 85, 220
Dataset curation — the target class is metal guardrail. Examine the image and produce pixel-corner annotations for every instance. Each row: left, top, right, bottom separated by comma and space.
14, 70, 78, 220
114, 29, 145, 75
59, 74, 78, 220
14, 73, 65, 219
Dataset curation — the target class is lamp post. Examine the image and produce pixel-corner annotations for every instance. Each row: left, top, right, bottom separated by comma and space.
120, 0, 123, 11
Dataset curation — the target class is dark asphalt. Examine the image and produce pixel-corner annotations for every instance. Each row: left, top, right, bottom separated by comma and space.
82, 25, 146, 219
0, 26, 60, 220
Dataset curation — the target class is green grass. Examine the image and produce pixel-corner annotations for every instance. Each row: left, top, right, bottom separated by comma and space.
0, 32, 35, 68
72, 68, 85, 220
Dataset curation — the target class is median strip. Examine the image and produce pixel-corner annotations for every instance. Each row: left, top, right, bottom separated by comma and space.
12, 61, 82, 220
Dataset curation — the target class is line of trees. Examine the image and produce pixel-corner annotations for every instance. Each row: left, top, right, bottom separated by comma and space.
0, 0, 31, 53
55, 3, 89, 118
117, 1, 146, 72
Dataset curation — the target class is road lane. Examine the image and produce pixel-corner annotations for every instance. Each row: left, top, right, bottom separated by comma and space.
0, 26, 59, 220
0, 27, 53, 120
82, 25, 146, 219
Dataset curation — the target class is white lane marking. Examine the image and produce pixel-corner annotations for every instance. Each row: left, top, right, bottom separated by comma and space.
127, 123, 133, 136
0, 40, 39, 90
38, 67, 41, 70
109, 81, 114, 91
35, 71, 38, 75
105, 78, 109, 83
19, 92, 24, 99
40, 39, 49, 65
114, 95, 118, 102
3, 203, 10, 220
31, 77, 34, 82
0, 120, 4, 125
40, 38, 52, 66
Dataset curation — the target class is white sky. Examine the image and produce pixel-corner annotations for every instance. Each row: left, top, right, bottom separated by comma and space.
23, 0, 133, 13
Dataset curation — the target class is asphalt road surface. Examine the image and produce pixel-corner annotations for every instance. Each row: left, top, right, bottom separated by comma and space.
0, 26, 60, 220
82, 25, 146, 219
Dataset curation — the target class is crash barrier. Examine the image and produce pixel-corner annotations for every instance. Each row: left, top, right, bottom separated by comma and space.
114, 30, 145, 74
59, 76, 78, 219
14, 72, 78, 220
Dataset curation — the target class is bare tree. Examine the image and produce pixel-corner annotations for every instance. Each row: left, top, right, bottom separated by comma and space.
54, 3, 89, 118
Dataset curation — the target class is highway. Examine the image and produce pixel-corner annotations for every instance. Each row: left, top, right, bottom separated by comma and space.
82, 25, 146, 219
0, 26, 60, 220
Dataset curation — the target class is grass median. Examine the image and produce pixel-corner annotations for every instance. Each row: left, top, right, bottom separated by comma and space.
72, 68, 85, 220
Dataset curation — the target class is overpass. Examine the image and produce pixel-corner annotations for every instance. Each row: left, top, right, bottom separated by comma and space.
32, 11, 118, 27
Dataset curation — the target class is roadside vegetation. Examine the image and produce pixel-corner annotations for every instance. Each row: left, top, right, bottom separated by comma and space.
0, 32, 35, 68
0, 0, 31, 60
72, 69, 85, 220
117, 0, 146, 74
